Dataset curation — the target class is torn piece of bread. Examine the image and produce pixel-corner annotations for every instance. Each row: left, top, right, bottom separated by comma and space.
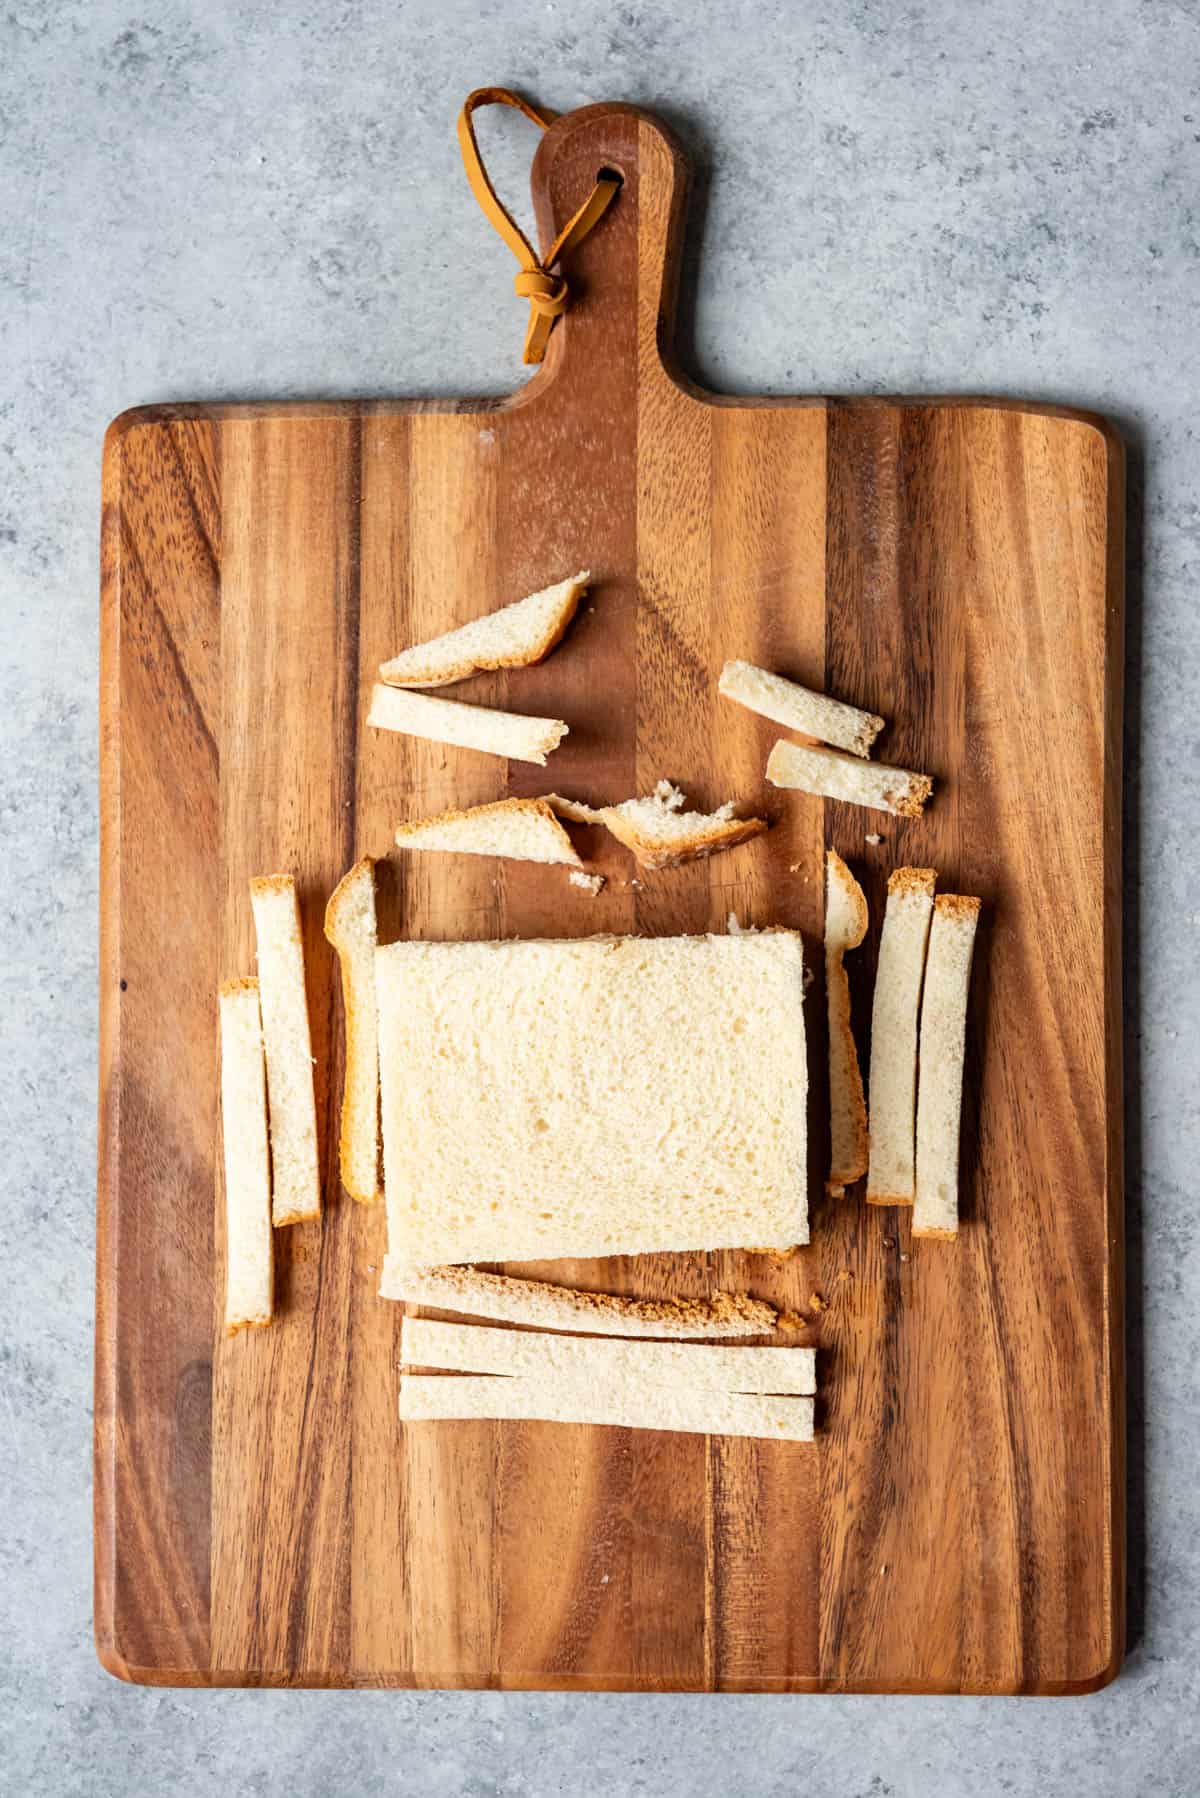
323, 857, 382, 1204
766, 739, 933, 818
719, 660, 885, 758
368, 684, 568, 766
377, 931, 808, 1270
393, 797, 582, 866
545, 794, 603, 825
379, 571, 589, 687
401, 1317, 816, 1393
382, 1264, 779, 1338
825, 851, 869, 1194
249, 875, 320, 1225
914, 895, 982, 1239
400, 1375, 815, 1441
866, 868, 936, 1206
218, 979, 273, 1334
549, 781, 767, 870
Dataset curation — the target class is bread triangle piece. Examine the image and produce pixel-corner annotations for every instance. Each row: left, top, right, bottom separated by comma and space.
368, 684, 567, 766
217, 978, 273, 1334
399, 1374, 815, 1441
249, 875, 321, 1225
766, 739, 932, 818
394, 797, 582, 867
913, 895, 982, 1239
382, 1264, 778, 1339
825, 851, 869, 1194
866, 868, 937, 1206
323, 857, 382, 1204
548, 781, 767, 870
379, 571, 589, 687
402, 1317, 815, 1393
719, 660, 885, 758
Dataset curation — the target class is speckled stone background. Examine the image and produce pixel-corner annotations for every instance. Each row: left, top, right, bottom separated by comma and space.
2, 0, 1197, 1791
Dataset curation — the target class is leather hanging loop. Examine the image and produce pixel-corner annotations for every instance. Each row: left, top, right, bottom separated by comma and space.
457, 87, 621, 364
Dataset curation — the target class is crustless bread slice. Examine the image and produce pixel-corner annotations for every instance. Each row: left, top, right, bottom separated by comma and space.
367, 684, 568, 765
382, 1264, 779, 1338
866, 868, 937, 1205
377, 931, 808, 1272
766, 739, 933, 818
719, 660, 884, 758
249, 875, 320, 1225
913, 895, 982, 1239
393, 797, 582, 866
399, 1374, 815, 1441
323, 857, 382, 1204
825, 851, 869, 1194
379, 571, 589, 687
401, 1316, 816, 1392
217, 978, 273, 1334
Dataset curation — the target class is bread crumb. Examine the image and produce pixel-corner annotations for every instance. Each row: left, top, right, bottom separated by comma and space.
882, 1236, 895, 1249
653, 779, 686, 811
865, 833, 883, 845
727, 912, 761, 936
569, 870, 606, 896
789, 861, 803, 873
746, 1244, 799, 1261
807, 1291, 828, 1313
776, 1310, 807, 1333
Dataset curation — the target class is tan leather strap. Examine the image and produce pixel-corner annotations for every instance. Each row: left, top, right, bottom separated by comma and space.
457, 87, 621, 364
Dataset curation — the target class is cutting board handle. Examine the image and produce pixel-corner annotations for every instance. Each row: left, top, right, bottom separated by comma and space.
530, 102, 688, 389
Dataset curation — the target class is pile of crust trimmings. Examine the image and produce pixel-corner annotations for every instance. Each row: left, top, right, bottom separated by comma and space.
372, 573, 771, 874
218, 876, 320, 1335
822, 854, 981, 1233
217, 576, 980, 1445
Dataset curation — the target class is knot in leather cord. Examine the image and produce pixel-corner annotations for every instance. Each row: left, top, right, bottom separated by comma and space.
457, 87, 621, 365
513, 267, 569, 317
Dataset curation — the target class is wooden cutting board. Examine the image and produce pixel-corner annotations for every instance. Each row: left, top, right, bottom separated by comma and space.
96, 101, 1124, 1692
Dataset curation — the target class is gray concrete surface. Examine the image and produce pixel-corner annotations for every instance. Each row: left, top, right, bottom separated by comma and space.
2, 0, 1197, 1791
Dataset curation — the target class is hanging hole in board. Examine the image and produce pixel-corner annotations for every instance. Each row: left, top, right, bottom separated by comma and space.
597, 165, 625, 186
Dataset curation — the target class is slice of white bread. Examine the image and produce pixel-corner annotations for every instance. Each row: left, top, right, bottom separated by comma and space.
379, 571, 589, 687
249, 875, 321, 1225
368, 685, 568, 766
766, 739, 933, 818
548, 781, 767, 870
393, 797, 582, 866
217, 978, 273, 1334
382, 1264, 779, 1338
913, 895, 982, 1239
402, 1316, 816, 1392
323, 857, 382, 1205
377, 931, 808, 1270
825, 851, 869, 1194
866, 868, 936, 1205
719, 660, 885, 758
399, 1374, 815, 1441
